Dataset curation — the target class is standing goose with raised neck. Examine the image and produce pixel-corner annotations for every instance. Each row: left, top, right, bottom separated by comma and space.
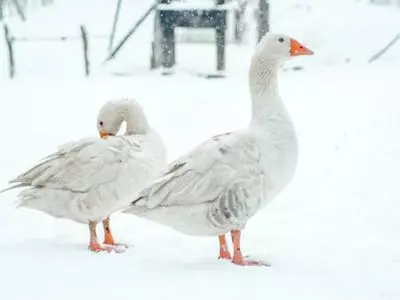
124, 33, 313, 266
1, 98, 167, 253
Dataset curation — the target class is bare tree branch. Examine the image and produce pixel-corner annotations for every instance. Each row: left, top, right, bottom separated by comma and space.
368, 33, 400, 64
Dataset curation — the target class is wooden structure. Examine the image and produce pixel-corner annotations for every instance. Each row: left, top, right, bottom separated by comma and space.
151, 0, 269, 74
257, 0, 269, 42
152, 0, 229, 73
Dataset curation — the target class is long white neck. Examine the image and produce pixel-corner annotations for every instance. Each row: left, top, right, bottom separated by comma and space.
248, 55, 292, 128
247, 53, 298, 191
121, 101, 149, 135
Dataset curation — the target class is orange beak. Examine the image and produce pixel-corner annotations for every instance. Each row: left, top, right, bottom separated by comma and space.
290, 39, 314, 56
99, 132, 112, 139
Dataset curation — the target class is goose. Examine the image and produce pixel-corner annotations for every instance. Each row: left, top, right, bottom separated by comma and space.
123, 33, 313, 265
1, 98, 167, 252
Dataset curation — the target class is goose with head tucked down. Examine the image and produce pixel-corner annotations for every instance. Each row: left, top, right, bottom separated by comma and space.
124, 33, 313, 266
2, 99, 167, 253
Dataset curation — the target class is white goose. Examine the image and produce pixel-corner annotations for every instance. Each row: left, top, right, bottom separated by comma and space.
124, 33, 313, 265
2, 99, 167, 252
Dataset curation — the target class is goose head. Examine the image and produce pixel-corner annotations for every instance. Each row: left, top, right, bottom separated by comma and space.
254, 32, 313, 61
96, 100, 125, 139
249, 32, 314, 93
97, 98, 149, 139
249, 33, 313, 125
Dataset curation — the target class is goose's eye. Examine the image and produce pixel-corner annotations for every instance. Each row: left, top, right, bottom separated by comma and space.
278, 37, 284, 43
99, 121, 104, 126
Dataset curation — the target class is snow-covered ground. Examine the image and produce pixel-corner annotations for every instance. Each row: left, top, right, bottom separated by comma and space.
0, 0, 400, 299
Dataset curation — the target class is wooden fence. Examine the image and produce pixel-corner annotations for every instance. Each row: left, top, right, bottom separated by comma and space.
3, 24, 108, 78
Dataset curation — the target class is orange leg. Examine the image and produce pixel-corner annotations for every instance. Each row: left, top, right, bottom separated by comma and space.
230, 230, 268, 266
88, 221, 112, 252
102, 217, 129, 249
218, 235, 232, 260
102, 217, 115, 245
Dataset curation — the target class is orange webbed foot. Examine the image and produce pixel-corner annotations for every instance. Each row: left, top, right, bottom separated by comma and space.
103, 233, 130, 249
88, 241, 112, 253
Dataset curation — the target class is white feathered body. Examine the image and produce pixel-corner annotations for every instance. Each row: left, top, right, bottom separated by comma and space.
125, 121, 297, 236
12, 129, 166, 224
124, 33, 307, 238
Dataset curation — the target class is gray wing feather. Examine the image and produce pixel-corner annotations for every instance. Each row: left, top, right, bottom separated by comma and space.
2, 136, 138, 194
131, 131, 262, 210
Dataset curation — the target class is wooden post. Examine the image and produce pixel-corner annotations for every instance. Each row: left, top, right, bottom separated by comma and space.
234, 0, 247, 44
216, 0, 226, 71
216, 26, 225, 71
3, 24, 15, 78
159, 0, 175, 69
80, 25, 90, 76
108, 0, 123, 53
151, 7, 163, 69
161, 17, 175, 68
0, 0, 4, 21
257, 0, 269, 42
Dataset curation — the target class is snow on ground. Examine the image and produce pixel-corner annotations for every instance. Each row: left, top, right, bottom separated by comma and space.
0, 0, 400, 299
0, 64, 399, 300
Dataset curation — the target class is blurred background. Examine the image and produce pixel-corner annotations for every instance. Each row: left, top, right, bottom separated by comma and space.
0, 0, 399, 78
